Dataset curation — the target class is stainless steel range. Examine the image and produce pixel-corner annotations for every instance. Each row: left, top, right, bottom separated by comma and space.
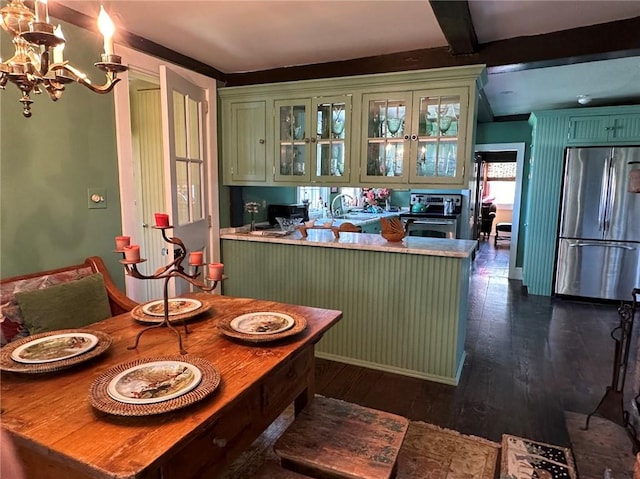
399, 193, 462, 239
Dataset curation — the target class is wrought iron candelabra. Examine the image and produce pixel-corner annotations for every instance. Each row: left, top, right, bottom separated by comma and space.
117, 226, 221, 354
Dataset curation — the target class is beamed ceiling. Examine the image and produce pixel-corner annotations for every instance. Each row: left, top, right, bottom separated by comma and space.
51, 1, 640, 120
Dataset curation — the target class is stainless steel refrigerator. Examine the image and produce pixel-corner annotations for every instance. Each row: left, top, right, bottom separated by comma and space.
555, 146, 640, 301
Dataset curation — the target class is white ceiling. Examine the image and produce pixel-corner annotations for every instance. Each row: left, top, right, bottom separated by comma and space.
58, 0, 640, 118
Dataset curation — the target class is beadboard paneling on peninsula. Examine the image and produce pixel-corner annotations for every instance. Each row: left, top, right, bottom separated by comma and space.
221, 237, 470, 384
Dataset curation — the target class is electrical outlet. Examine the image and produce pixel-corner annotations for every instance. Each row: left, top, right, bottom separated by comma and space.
88, 188, 107, 209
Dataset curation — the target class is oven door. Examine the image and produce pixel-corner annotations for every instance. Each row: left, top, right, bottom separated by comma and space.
404, 218, 457, 239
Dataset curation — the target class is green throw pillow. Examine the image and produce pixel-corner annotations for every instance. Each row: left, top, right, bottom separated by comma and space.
16, 273, 112, 335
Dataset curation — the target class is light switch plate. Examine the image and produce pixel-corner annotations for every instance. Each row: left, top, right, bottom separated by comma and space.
88, 188, 107, 209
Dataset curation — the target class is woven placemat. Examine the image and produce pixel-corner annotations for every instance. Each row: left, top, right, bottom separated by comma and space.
0, 329, 112, 374
217, 311, 307, 343
131, 302, 212, 324
89, 355, 221, 416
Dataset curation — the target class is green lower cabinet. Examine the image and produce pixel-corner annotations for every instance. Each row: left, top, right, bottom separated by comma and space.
221, 239, 470, 385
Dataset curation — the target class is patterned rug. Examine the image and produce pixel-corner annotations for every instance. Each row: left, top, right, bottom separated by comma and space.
564, 411, 634, 479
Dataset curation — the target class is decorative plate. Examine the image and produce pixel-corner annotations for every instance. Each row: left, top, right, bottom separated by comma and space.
141, 298, 202, 317
107, 360, 202, 405
0, 329, 112, 374
89, 356, 221, 416
218, 310, 307, 343
230, 312, 295, 335
11, 332, 99, 364
131, 301, 211, 324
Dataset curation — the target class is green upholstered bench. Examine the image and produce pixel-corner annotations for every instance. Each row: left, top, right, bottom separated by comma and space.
0, 256, 137, 346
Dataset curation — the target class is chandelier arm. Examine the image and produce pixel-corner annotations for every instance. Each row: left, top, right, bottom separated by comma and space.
54, 63, 121, 94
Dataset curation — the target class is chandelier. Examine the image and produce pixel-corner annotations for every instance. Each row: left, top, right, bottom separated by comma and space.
0, 0, 127, 117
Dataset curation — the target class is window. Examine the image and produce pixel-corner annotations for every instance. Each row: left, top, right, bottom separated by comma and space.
483, 161, 516, 206
297, 186, 330, 214
296, 187, 362, 217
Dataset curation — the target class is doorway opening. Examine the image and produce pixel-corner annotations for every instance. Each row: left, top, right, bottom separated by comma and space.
474, 143, 525, 280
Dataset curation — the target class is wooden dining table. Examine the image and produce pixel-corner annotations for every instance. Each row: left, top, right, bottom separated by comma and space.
0, 293, 342, 479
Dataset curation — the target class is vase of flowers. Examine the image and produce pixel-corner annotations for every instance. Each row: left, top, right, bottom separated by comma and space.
362, 188, 391, 213
245, 201, 260, 231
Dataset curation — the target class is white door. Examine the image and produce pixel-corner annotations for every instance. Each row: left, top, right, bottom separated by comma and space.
159, 66, 209, 296
114, 45, 220, 303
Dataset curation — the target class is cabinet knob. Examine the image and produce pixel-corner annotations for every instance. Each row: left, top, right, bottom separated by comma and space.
259, 139, 265, 144
212, 437, 227, 447
410, 134, 418, 141
403, 134, 410, 141
310, 138, 317, 143
305, 138, 310, 143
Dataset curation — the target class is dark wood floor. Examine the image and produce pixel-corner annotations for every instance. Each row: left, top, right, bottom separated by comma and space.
314, 237, 633, 447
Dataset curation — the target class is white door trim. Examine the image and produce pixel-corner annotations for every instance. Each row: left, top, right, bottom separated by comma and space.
475, 142, 525, 280
113, 43, 220, 301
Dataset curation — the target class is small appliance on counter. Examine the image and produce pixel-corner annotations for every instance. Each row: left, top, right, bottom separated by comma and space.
268, 204, 309, 226
400, 193, 462, 238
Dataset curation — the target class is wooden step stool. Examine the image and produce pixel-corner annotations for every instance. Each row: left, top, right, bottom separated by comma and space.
274, 396, 409, 479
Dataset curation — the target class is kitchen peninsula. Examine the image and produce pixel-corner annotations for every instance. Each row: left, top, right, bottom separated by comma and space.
221, 229, 476, 385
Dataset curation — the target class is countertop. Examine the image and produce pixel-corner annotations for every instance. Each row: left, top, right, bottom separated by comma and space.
221, 228, 477, 258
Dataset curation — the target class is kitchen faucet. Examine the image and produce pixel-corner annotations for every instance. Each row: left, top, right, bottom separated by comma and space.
331, 193, 354, 218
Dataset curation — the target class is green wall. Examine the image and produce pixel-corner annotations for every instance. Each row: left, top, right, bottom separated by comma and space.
1, 20, 125, 288
475, 120, 532, 267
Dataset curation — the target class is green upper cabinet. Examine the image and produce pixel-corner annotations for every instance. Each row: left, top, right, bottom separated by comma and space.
222, 100, 268, 183
567, 114, 640, 145
219, 65, 486, 188
273, 95, 352, 184
360, 88, 468, 186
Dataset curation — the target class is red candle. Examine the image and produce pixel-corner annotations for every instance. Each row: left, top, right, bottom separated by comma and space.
123, 245, 140, 262
115, 235, 130, 250
208, 262, 224, 280
154, 213, 170, 228
189, 251, 204, 266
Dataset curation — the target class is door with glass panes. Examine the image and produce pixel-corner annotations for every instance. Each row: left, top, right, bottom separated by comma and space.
361, 92, 412, 184
274, 99, 312, 183
361, 88, 468, 185
312, 95, 351, 183
408, 88, 468, 184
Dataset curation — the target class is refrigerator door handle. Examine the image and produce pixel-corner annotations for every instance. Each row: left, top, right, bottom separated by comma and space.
569, 242, 636, 251
604, 154, 616, 232
597, 160, 610, 232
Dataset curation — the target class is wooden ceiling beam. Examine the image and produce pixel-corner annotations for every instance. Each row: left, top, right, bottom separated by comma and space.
428, 0, 478, 55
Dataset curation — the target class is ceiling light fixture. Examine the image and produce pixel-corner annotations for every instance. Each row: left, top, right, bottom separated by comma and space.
0, 0, 127, 118
577, 94, 592, 105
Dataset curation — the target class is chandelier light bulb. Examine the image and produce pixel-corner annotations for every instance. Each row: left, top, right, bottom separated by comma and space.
53, 25, 65, 63
98, 6, 115, 56
34, 0, 48, 23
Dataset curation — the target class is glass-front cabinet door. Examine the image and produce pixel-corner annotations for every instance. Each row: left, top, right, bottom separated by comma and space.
312, 95, 351, 183
408, 88, 468, 184
274, 99, 312, 182
360, 92, 412, 184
